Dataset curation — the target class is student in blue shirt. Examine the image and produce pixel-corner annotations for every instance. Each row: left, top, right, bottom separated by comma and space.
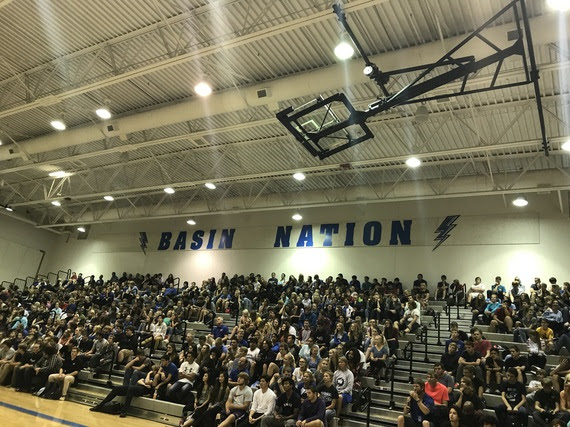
397, 379, 434, 427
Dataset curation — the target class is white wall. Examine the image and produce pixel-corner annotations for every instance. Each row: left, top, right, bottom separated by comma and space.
0, 214, 58, 283
41, 193, 570, 289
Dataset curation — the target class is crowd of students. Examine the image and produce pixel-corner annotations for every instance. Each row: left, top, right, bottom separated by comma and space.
1, 271, 570, 427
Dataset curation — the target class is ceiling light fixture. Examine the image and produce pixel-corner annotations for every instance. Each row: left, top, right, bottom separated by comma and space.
49, 170, 68, 178
561, 140, 570, 152
103, 195, 114, 201
512, 196, 528, 207
415, 105, 430, 123
95, 107, 112, 119
334, 34, 355, 61
4, 205, 13, 212
293, 172, 306, 181
0, 139, 2, 146
50, 119, 66, 131
164, 187, 175, 194
205, 182, 216, 190
292, 212, 303, 221
51, 200, 61, 207
405, 157, 421, 168
547, 0, 570, 12
186, 219, 196, 225
194, 82, 213, 97
77, 227, 86, 233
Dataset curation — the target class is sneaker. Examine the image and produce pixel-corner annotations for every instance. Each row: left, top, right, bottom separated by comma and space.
59, 396, 66, 401
90, 406, 101, 412
119, 413, 127, 418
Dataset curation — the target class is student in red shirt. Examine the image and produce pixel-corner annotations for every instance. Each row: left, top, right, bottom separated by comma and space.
425, 371, 450, 424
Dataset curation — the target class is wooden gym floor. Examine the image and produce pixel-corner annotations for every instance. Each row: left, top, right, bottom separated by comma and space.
0, 387, 170, 427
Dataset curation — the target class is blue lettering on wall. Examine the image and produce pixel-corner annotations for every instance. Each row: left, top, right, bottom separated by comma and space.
218, 229, 236, 249
320, 223, 339, 246
344, 222, 355, 246
274, 226, 292, 248
363, 221, 382, 246
173, 231, 187, 250
206, 229, 217, 249
190, 230, 204, 250
157, 232, 172, 250
390, 220, 412, 245
296, 225, 314, 247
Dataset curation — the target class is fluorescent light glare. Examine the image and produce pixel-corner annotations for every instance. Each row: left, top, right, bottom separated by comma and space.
0, 140, 2, 146
186, 219, 196, 225
194, 82, 212, 97
95, 108, 112, 119
405, 157, 421, 168
293, 172, 306, 181
512, 196, 528, 207
51, 200, 61, 206
292, 213, 303, 221
334, 41, 354, 60
103, 195, 114, 201
77, 227, 86, 233
561, 140, 570, 152
164, 187, 175, 194
49, 170, 68, 178
205, 182, 216, 190
547, 0, 570, 11
50, 120, 66, 131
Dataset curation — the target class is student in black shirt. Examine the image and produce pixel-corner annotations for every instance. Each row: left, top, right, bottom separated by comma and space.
317, 370, 338, 427
494, 368, 528, 427
532, 377, 560, 427
260, 377, 300, 427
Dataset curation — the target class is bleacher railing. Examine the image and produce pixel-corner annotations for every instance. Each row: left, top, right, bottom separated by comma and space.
173, 277, 180, 292
387, 359, 396, 410
403, 341, 414, 384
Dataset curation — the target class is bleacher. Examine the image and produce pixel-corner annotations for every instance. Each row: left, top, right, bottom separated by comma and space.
57, 303, 561, 427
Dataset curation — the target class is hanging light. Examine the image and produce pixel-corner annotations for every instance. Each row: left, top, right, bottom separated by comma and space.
292, 212, 303, 221
49, 170, 69, 178
103, 195, 114, 201
77, 227, 86, 233
50, 119, 66, 131
415, 105, 430, 123
205, 182, 216, 190
164, 187, 175, 194
334, 32, 354, 60
5, 206, 13, 212
512, 196, 528, 207
194, 82, 212, 97
405, 157, 421, 168
561, 140, 570, 152
51, 200, 62, 206
293, 172, 306, 181
95, 107, 112, 119
547, 0, 570, 12
186, 219, 196, 225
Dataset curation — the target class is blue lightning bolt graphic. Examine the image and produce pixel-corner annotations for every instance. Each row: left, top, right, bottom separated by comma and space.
139, 232, 148, 255
433, 215, 460, 251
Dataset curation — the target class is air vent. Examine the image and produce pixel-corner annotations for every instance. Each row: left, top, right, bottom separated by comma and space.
256, 88, 271, 99
507, 29, 520, 41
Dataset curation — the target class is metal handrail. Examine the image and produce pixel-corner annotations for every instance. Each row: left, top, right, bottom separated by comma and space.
47, 272, 57, 283
173, 277, 180, 292
435, 311, 442, 345
14, 278, 26, 289
97, 347, 118, 387
57, 270, 71, 281
361, 387, 371, 427
1, 281, 13, 288
25, 276, 36, 289
403, 341, 414, 384
422, 326, 430, 363
387, 359, 396, 410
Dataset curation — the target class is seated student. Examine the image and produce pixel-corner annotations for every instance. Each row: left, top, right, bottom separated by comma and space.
397, 379, 434, 427
557, 376, 570, 424
440, 342, 460, 379
217, 372, 253, 427
456, 341, 482, 382
455, 377, 484, 425
167, 352, 200, 404
295, 385, 325, 427
90, 364, 159, 418
503, 345, 528, 384
333, 356, 354, 416
260, 377, 301, 427
436, 275, 449, 301
180, 371, 214, 427
398, 301, 421, 336
532, 377, 559, 427
123, 349, 152, 386
445, 329, 464, 356
242, 375, 276, 427
484, 347, 503, 393
483, 294, 501, 326
489, 299, 514, 333
494, 367, 528, 427
424, 371, 449, 424
487, 277, 506, 301
317, 370, 338, 427
155, 355, 179, 400
45, 345, 83, 400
